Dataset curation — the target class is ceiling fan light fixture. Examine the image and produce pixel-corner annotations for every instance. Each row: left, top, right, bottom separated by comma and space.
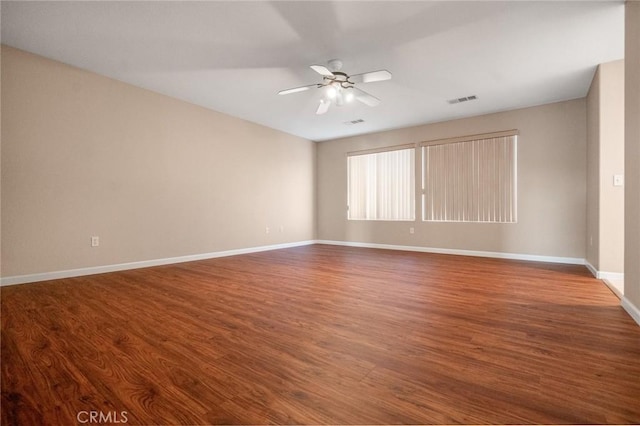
327, 86, 337, 99
344, 89, 354, 103
316, 99, 330, 115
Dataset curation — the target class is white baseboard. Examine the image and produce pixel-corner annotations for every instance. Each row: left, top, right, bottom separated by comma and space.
585, 261, 624, 281
603, 279, 624, 299
599, 271, 625, 281
585, 261, 598, 278
0, 240, 316, 286
621, 297, 640, 327
585, 261, 625, 298
316, 240, 585, 265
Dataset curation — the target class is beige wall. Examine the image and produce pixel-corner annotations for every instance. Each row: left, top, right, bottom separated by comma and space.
317, 99, 587, 259
1, 46, 316, 278
586, 60, 625, 274
625, 1, 640, 312
587, 67, 601, 268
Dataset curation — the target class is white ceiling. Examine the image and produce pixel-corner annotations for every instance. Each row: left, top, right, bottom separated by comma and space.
1, 1, 624, 142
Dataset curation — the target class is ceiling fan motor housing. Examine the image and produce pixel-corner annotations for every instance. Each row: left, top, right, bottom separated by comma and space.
324, 72, 352, 88
328, 59, 343, 72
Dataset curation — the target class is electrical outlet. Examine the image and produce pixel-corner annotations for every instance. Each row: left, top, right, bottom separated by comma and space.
91, 236, 99, 247
265, 226, 270, 234
279, 225, 284, 233
409, 227, 415, 234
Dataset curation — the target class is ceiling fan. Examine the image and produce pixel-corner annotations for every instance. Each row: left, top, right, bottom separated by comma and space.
278, 59, 392, 115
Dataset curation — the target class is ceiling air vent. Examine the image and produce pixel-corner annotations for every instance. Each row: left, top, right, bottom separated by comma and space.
344, 119, 365, 126
448, 95, 478, 105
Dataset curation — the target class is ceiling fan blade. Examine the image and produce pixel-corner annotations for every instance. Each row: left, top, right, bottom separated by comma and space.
349, 70, 392, 84
310, 64, 335, 78
316, 99, 331, 115
353, 87, 381, 107
278, 84, 317, 95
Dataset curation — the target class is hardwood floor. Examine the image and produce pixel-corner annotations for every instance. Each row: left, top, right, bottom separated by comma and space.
2, 244, 639, 425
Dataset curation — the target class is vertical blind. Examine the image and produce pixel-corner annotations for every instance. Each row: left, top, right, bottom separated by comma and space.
348, 147, 415, 220
422, 134, 517, 222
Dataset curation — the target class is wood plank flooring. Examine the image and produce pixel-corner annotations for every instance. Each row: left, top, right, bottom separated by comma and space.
2, 244, 640, 425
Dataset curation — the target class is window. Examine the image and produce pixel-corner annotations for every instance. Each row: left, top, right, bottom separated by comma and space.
421, 131, 517, 223
347, 146, 415, 221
